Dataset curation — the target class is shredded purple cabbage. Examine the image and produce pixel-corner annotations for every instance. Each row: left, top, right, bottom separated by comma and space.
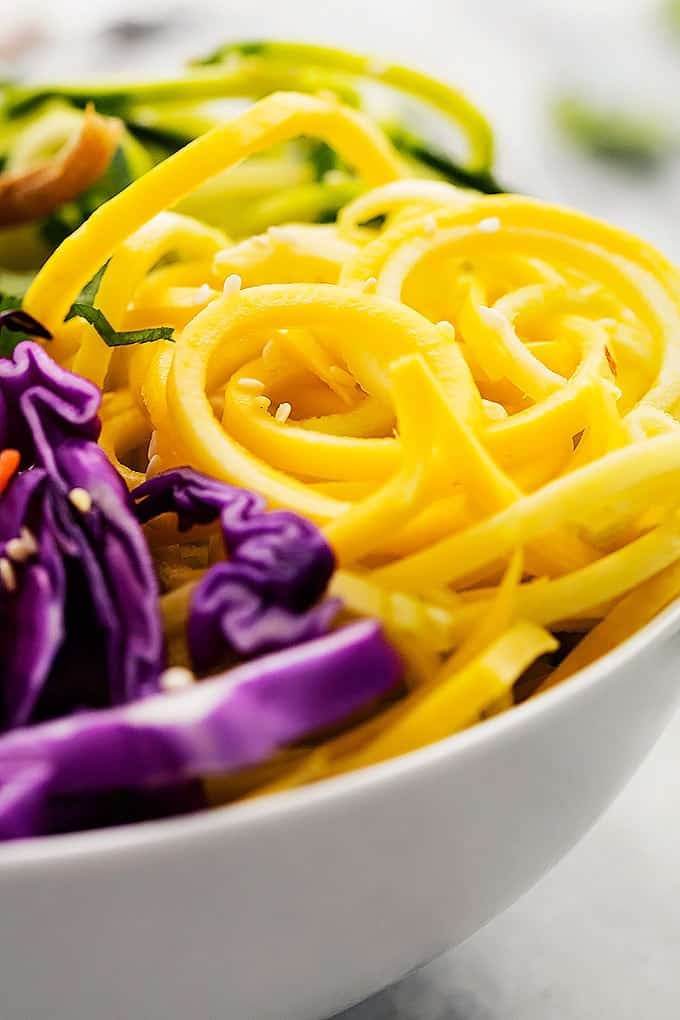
0, 342, 162, 727
0, 345, 403, 839
133, 468, 340, 672
0, 621, 401, 840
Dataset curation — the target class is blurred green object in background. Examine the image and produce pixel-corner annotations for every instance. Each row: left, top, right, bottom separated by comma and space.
664, 0, 680, 35
553, 95, 677, 172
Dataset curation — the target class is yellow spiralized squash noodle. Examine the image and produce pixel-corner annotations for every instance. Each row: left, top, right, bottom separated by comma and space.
25, 90, 680, 796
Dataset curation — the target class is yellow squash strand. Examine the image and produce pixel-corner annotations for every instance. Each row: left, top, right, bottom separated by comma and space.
19, 88, 680, 808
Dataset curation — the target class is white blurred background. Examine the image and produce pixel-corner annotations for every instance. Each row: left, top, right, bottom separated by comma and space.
4, 3, 680, 1018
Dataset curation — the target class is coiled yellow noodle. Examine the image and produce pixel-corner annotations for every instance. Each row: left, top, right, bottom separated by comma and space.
25, 90, 680, 790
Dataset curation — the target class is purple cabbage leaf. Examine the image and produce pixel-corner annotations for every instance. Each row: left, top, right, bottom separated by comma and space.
0, 341, 163, 727
0, 345, 403, 840
133, 468, 341, 672
0, 621, 401, 840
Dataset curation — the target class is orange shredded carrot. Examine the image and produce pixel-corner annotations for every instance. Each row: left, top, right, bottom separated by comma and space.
0, 105, 121, 227
0, 449, 20, 495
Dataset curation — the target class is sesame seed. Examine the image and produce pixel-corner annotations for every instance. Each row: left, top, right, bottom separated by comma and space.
223, 274, 242, 296
254, 396, 271, 412
361, 276, 377, 293
6, 537, 32, 563
68, 487, 92, 513
437, 320, 456, 339
478, 306, 506, 330
238, 376, 265, 393
275, 402, 292, 424
148, 430, 158, 460
0, 557, 16, 592
478, 216, 501, 233
146, 456, 163, 480
160, 666, 195, 692
423, 214, 437, 236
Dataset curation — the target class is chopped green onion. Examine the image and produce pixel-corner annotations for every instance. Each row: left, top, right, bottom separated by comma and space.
65, 303, 173, 348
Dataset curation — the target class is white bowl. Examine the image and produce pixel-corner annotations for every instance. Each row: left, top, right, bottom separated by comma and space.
1, 602, 679, 1020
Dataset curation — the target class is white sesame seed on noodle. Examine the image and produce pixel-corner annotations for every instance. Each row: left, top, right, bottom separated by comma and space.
275, 402, 292, 424
223, 274, 242, 296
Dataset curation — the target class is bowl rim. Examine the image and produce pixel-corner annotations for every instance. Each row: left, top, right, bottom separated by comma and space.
2, 593, 680, 869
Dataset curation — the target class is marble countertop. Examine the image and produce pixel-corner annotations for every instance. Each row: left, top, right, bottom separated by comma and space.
4, 2, 680, 1016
